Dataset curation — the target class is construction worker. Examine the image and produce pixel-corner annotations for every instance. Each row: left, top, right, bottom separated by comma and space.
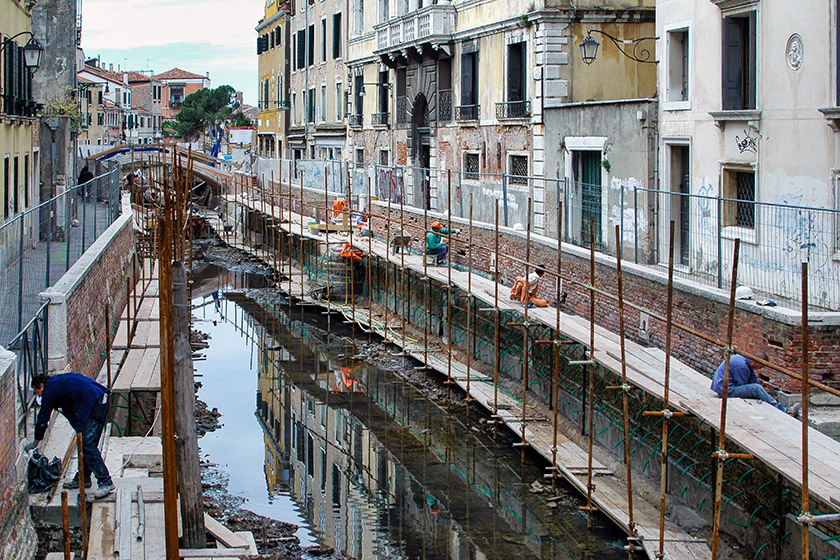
510, 265, 549, 307
710, 352, 801, 417
426, 221, 460, 265
26, 373, 116, 499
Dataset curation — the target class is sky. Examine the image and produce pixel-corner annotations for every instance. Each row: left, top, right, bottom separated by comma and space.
80, 0, 264, 106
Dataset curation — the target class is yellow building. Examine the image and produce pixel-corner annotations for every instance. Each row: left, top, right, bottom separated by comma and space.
1, 0, 41, 225
256, 0, 290, 158
78, 77, 105, 146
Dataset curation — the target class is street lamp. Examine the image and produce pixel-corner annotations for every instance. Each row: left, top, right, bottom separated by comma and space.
1, 31, 44, 71
579, 30, 656, 65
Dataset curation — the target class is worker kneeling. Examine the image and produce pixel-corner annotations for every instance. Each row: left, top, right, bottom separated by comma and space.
426, 222, 459, 265
510, 266, 548, 308
710, 352, 800, 417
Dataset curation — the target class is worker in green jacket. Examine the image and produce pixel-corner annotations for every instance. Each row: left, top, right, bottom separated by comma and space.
426, 221, 460, 265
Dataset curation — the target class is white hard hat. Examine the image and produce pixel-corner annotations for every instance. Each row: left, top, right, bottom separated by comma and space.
735, 286, 754, 300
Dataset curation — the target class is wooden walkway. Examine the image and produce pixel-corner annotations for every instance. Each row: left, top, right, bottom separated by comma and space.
223, 192, 840, 559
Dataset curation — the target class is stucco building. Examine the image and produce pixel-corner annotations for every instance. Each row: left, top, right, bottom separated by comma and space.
257, 0, 290, 158
657, 0, 840, 309
154, 67, 211, 122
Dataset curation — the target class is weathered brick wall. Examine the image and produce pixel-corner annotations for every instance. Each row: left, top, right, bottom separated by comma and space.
365, 203, 840, 390
64, 218, 135, 380
0, 351, 38, 560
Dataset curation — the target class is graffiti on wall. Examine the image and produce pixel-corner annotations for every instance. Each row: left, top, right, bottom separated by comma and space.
481, 188, 520, 213
608, 177, 646, 243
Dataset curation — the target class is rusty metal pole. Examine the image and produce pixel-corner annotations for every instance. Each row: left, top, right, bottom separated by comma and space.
384, 176, 391, 343
105, 302, 112, 389
367, 177, 373, 344
614, 224, 638, 555
658, 221, 677, 557
551, 202, 563, 492
493, 201, 500, 439
520, 198, 532, 464
423, 187, 429, 378
711, 238, 742, 560
445, 170, 453, 399
583, 215, 596, 527
159, 179, 179, 560
465, 193, 474, 414
348, 173, 356, 338
801, 262, 810, 559
324, 169, 331, 304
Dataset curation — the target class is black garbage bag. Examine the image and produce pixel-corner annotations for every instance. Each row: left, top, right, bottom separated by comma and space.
27, 451, 62, 494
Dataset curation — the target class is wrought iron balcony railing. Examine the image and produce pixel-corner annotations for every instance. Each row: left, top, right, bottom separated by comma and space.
496, 100, 531, 120
455, 104, 479, 121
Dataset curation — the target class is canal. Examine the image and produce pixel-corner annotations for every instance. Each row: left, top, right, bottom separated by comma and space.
191, 262, 634, 559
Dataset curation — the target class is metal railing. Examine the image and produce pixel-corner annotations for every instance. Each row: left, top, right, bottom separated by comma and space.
455, 104, 479, 121
10, 300, 48, 439
372, 112, 390, 126
348, 114, 363, 127
496, 100, 531, 119
252, 156, 840, 311
0, 166, 121, 346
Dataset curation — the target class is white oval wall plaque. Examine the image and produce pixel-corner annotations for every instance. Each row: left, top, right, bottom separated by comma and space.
787, 34, 803, 71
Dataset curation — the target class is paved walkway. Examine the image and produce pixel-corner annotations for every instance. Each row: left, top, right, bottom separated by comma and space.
0, 197, 118, 347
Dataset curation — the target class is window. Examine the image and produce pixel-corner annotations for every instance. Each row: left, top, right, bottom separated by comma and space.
321, 19, 327, 62
356, 148, 364, 164
379, 149, 389, 166
291, 92, 297, 124
354, 0, 364, 35
507, 41, 526, 103
297, 30, 306, 69
308, 24, 315, 66
464, 152, 479, 180
834, 172, 840, 252
379, 0, 389, 22
377, 69, 389, 122
438, 59, 452, 122
308, 88, 316, 122
459, 50, 479, 120
333, 13, 342, 58
723, 168, 755, 228
263, 79, 270, 109
320, 84, 327, 122
668, 144, 691, 265
666, 28, 689, 103
335, 82, 343, 120
3, 157, 9, 219
509, 154, 528, 185
270, 30, 275, 49
12, 156, 19, 214
23, 154, 29, 208
722, 12, 756, 110
277, 75, 283, 107
354, 74, 364, 119
170, 85, 184, 107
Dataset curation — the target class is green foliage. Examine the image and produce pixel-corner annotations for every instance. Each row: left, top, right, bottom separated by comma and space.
173, 85, 240, 141
601, 158, 611, 173
162, 120, 179, 138
229, 111, 253, 128
43, 87, 84, 132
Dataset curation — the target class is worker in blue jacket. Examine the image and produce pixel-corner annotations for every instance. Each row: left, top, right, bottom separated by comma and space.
26, 373, 115, 499
710, 352, 800, 417
426, 221, 460, 265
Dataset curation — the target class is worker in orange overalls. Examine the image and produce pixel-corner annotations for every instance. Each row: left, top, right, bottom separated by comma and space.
340, 242, 363, 264
510, 265, 549, 308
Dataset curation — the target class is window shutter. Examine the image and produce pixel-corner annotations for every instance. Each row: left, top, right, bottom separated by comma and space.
461, 53, 474, 106
722, 17, 744, 110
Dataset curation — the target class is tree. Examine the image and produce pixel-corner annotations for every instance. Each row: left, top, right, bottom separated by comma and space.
173, 85, 239, 141
229, 111, 253, 127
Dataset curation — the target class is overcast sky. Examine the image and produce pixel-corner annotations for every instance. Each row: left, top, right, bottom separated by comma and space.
81, 0, 263, 105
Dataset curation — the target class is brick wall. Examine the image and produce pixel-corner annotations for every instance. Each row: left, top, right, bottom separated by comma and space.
0, 351, 38, 560
364, 203, 839, 391
64, 219, 135, 380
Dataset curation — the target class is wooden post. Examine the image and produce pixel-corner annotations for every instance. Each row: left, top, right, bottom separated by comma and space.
61, 490, 71, 560
105, 301, 112, 389
800, 262, 810, 559
77, 434, 88, 553
173, 261, 206, 548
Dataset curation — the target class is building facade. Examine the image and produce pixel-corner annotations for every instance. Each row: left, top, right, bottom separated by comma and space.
657, 0, 840, 308
287, 0, 349, 163
345, 0, 655, 234
77, 77, 105, 145
154, 67, 211, 122
1, 0, 40, 228
125, 71, 163, 143
257, 0, 290, 158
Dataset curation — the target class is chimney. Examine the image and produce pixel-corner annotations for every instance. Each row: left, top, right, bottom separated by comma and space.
109, 63, 114, 72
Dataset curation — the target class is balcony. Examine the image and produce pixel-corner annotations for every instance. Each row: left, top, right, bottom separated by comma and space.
374, 4, 456, 62
348, 114, 363, 127
169, 100, 182, 109
372, 112, 390, 126
496, 100, 531, 120
276, 100, 291, 110
455, 104, 479, 122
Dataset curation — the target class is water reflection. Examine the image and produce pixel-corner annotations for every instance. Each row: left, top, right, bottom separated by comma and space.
195, 280, 631, 560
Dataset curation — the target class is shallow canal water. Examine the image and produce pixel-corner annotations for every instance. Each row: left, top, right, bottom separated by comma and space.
192, 264, 634, 559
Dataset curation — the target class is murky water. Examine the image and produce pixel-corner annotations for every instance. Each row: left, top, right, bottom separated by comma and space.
193, 265, 633, 559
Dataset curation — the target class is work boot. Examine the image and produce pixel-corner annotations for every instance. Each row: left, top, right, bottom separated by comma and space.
63, 474, 92, 489
87, 482, 115, 501
787, 402, 801, 418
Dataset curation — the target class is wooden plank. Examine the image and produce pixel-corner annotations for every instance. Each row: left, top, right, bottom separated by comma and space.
179, 549, 251, 558
117, 488, 133, 558
203, 514, 249, 550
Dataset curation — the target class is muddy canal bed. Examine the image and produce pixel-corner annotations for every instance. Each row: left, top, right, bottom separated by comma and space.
191, 252, 635, 559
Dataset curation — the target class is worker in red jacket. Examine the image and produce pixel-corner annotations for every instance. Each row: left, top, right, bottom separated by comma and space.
26, 373, 115, 499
